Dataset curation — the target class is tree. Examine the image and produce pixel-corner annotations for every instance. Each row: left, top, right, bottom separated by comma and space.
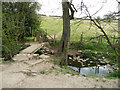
59, 0, 77, 66
2, 2, 41, 60
59, 0, 70, 66
80, 1, 120, 62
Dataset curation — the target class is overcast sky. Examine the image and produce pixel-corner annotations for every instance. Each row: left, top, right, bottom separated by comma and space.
37, 0, 118, 18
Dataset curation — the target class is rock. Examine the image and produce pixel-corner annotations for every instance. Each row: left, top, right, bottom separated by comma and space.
77, 50, 82, 53
46, 49, 49, 52
76, 56, 80, 60
73, 59, 75, 61
97, 65, 100, 67
32, 73, 37, 76
102, 57, 105, 59
68, 57, 72, 60
82, 60, 87, 62
44, 42, 51, 48
13, 54, 29, 61
32, 54, 39, 59
86, 58, 89, 60
50, 50, 55, 55
39, 54, 50, 59
68, 54, 73, 59
94, 51, 98, 54
76, 53, 81, 57
66, 74, 71, 77
44, 53, 48, 55
73, 57, 77, 60
90, 61, 93, 63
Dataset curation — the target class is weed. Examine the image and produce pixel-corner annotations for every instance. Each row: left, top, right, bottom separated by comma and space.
40, 70, 46, 74
102, 80, 106, 82
96, 79, 99, 82
105, 72, 120, 79
100, 86, 103, 88
94, 84, 97, 88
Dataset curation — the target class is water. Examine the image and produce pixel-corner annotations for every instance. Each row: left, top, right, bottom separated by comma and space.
68, 65, 111, 76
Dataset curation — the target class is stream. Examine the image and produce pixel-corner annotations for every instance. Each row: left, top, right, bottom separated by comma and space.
68, 59, 114, 76
68, 65, 111, 76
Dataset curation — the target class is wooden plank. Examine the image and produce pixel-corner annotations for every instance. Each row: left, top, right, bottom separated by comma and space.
20, 44, 44, 54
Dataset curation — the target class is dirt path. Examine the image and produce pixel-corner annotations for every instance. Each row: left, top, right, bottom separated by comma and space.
0, 42, 119, 88
1, 58, 119, 88
47, 31, 62, 39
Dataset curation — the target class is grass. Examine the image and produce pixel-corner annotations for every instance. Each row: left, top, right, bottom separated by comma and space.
41, 16, 118, 42
102, 80, 106, 82
40, 70, 47, 74
41, 16, 119, 61
105, 72, 120, 79
41, 16, 63, 35
40, 16, 119, 78
24, 36, 34, 41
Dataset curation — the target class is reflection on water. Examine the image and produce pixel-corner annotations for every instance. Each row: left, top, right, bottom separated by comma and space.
68, 65, 110, 76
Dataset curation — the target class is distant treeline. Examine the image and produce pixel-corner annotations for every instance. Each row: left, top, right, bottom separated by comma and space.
40, 14, 118, 20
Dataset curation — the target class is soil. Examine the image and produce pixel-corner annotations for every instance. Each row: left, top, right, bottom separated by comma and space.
0, 42, 119, 88
1, 57, 119, 88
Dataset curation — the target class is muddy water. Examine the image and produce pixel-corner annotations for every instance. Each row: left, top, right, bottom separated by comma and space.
68, 65, 110, 76
68, 60, 112, 76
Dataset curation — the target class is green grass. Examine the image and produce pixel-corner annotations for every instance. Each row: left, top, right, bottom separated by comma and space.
41, 16, 119, 71
24, 37, 34, 40
40, 70, 47, 74
41, 16, 118, 42
105, 72, 120, 79
41, 16, 63, 35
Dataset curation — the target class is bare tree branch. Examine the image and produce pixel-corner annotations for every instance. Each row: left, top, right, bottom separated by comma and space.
81, 2, 120, 59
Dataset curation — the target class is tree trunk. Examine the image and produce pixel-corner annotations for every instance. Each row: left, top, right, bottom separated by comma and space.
59, 0, 70, 66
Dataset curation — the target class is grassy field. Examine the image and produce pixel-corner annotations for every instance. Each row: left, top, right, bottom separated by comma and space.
40, 15, 119, 63
41, 16, 63, 35
41, 16, 118, 42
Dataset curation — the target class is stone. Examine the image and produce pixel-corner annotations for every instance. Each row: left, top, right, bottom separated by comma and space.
44, 53, 48, 55
32, 73, 37, 76
76, 53, 81, 57
73, 57, 77, 60
32, 54, 39, 59
94, 51, 98, 54
77, 50, 82, 53
39, 54, 50, 59
13, 54, 29, 61
97, 65, 100, 67
90, 61, 93, 63
76, 56, 80, 60
68, 57, 72, 60
66, 74, 71, 77
50, 50, 55, 55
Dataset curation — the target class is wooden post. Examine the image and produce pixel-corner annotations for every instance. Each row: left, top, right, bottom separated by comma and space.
80, 32, 83, 42
54, 34, 56, 44
36, 31, 39, 41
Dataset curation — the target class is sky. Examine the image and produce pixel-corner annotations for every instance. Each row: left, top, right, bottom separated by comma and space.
37, 0, 119, 18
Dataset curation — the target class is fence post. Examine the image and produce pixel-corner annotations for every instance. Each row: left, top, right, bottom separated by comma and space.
54, 34, 56, 44
80, 32, 83, 42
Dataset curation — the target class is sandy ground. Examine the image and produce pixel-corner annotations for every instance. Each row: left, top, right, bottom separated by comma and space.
1, 57, 119, 88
